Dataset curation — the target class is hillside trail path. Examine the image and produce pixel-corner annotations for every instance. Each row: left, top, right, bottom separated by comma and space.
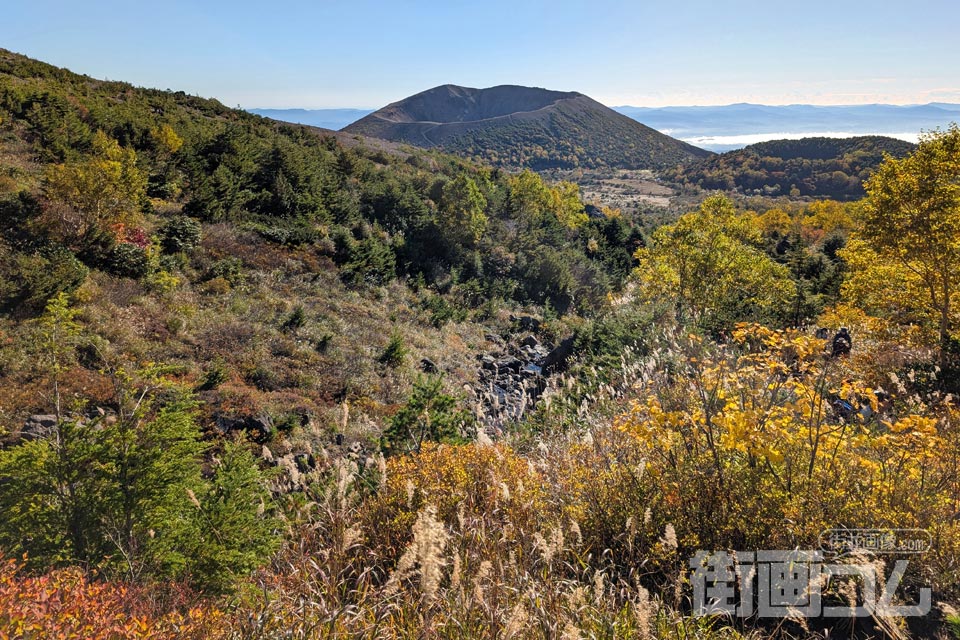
419, 113, 517, 146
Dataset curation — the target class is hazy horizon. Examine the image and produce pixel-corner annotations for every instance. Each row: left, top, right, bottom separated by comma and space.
4, 0, 958, 110
249, 101, 957, 152
248, 100, 960, 111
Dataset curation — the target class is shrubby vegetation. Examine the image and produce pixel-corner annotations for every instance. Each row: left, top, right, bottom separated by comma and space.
0, 295, 279, 592
381, 375, 474, 454
1, 48, 959, 639
0, 556, 224, 639
633, 195, 795, 333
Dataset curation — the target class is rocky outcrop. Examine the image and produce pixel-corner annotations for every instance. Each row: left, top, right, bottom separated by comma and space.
19, 414, 57, 441
542, 335, 576, 374
474, 331, 576, 433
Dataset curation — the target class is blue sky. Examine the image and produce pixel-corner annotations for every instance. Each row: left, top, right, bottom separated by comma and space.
4, 0, 959, 108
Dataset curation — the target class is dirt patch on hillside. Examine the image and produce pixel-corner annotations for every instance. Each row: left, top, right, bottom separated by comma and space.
558, 169, 676, 211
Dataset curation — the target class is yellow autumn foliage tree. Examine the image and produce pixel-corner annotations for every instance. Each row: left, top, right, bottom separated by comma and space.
632, 195, 794, 331
838, 236, 933, 332
440, 175, 488, 247
42, 130, 147, 241
801, 199, 856, 235
507, 170, 587, 229
855, 124, 960, 371
150, 124, 183, 156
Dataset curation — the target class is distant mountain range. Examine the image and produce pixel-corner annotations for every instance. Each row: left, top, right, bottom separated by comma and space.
339, 84, 710, 170
252, 102, 960, 153
614, 103, 960, 151
248, 108, 373, 131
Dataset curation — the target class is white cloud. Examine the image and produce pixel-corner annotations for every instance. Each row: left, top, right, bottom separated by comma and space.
679, 131, 921, 147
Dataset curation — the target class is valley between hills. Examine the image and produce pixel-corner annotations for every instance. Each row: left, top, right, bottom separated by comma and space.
1, 47, 960, 639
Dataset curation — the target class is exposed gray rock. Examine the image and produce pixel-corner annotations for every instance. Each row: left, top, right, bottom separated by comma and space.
21, 414, 57, 441
248, 416, 274, 442
497, 357, 523, 375
471, 328, 569, 432
214, 414, 274, 443
521, 363, 542, 379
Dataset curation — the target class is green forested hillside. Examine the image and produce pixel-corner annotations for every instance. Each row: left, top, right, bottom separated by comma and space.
662, 135, 915, 199
0, 49, 644, 316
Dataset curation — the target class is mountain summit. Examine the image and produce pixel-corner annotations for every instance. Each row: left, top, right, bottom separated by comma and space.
343, 84, 711, 170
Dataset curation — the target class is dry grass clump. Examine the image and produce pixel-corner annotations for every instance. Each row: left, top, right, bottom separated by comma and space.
216, 322, 960, 639
226, 440, 671, 640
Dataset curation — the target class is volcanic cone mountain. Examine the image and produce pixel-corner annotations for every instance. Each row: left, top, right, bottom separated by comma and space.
343, 84, 712, 170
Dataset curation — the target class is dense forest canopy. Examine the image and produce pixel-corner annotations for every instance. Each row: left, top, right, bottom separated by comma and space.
663, 135, 916, 199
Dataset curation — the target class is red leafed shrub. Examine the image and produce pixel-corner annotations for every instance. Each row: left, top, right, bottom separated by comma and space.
0, 557, 225, 640
110, 223, 151, 249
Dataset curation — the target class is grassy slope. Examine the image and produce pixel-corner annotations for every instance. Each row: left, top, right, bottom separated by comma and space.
0, 50, 584, 451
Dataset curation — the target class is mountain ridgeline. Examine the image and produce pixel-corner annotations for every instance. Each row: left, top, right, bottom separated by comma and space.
343, 84, 712, 170
662, 135, 916, 199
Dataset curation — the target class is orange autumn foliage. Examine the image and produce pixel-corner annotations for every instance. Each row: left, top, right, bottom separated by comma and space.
0, 557, 225, 640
